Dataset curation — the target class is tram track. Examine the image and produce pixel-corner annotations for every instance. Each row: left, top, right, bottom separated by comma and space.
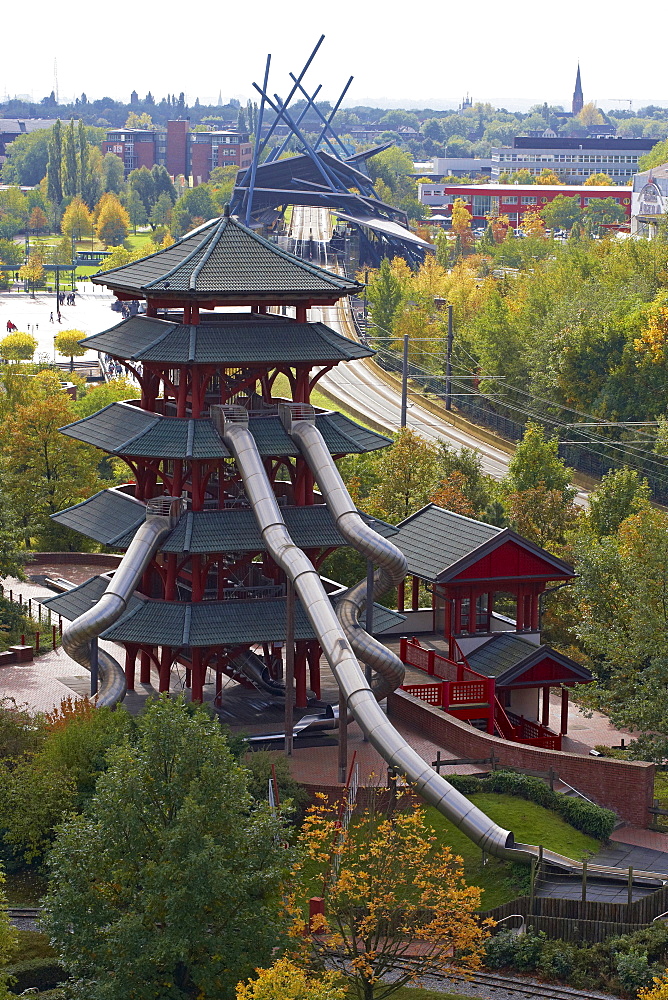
422, 968, 621, 1000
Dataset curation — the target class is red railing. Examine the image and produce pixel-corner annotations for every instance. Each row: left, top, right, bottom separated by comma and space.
401, 636, 487, 684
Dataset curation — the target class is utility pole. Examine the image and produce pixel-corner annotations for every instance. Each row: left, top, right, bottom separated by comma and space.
400, 332, 409, 428
445, 303, 454, 412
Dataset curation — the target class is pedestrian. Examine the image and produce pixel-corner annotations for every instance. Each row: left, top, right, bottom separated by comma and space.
57, 310, 62, 323
50, 312, 54, 323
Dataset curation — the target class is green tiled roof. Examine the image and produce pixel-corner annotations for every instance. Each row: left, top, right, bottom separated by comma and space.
465, 632, 593, 686
44, 576, 405, 646
101, 595, 404, 646
52, 489, 396, 554
466, 633, 540, 679
80, 314, 372, 364
91, 214, 361, 300
60, 404, 391, 459
392, 504, 500, 582
42, 575, 144, 621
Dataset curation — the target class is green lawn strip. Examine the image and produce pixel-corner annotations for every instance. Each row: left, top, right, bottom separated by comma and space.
374, 989, 470, 1000
425, 794, 601, 911
13, 930, 56, 962
270, 371, 379, 433
655, 771, 668, 810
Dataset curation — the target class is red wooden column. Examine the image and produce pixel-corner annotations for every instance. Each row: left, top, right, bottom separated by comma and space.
159, 646, 173, 692
531, 586, 541, 631
560, 687, 569, 735
515, 586, 524, 631
411, 576, 419, 611
306, 642, 321, 699
541, 686, 550, 727
124, 645, 137, 691
397, 581, 405, 613
139, 647, 152, 684
191, 648, 204, 702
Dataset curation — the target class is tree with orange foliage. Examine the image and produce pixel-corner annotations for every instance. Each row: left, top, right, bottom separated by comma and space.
640, 976, 668, 999
430, 471, 476, 517
292, 789, 489, 1000
486, 214, 510, 243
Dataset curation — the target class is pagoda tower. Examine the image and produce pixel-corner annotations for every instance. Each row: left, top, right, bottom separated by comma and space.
49, 212, 395, 708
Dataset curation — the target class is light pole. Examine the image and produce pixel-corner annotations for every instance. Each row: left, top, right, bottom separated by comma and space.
400, 332, 409, 428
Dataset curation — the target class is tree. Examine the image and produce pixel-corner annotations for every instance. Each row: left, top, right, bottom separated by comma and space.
236, 958, 345, 1000
125, 111, 153, 128
95, 192, 129, 246
367, 429, 439, 522
126, 188, 148, 233
430, 471, 476, 517
77, 119, 90, 201
170, 184, 216, 237
18, 253, 45, 297
586, 467, 651, 538
61, 196, 93, 241
451, 197, 473, 246
128, 165, 157, 214
366, 257, 404, 335
47, 119, 63, 204
149, 191, 173, 229
0, 127, 50, 186
504, 423, 573, 496
535, 168, 561, 185
640, 976, 668, 1000
506, 484, 580, 552
577, 102, 605, 129
151, 164, 177, 203
294, 791, 488, 1000
436, 441, 492, 515
510, 168, 535, 185
0, 392, 103, 547
584, 172, 614, 186
520, 209, 546, 238
45, 697, 290, 1000
101, 152, 125, 194
0, 866, 18, 1000
54, 329, 87, 371
583, 197, 626, 233
0, 239, 23, 267
639, 138, 668, 172
571, 508, 668, 743
541, 194, 582, 232
29, 205, 48, 235
63, 119, 78, 199
0, 331, 37, 361
74, 377, 140, 419
0, 500, 29, 579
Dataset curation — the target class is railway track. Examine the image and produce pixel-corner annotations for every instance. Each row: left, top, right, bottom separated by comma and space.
432, 968, 621, 999
7, 907, 41, 919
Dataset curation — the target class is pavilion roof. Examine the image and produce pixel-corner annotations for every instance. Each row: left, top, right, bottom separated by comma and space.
391, 504, 574, 584
51, 489, 397, 553
59, 402, 391, 460
90, 212, 361, 302
80, 313, 372, 365
465, 632, 592, 687
43, 580, 405, 645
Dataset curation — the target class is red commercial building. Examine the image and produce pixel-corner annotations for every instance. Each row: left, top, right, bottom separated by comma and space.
419, 182, 632, 229
103, 121, 251, 184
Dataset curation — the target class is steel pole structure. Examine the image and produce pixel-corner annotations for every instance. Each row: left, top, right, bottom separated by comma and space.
284, 579, 295, 756
445, 303, 454, 412
244, 53, 271, 225
400, 332, 409, 428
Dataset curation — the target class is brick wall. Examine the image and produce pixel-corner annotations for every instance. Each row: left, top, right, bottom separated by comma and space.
388, 689, 655, 827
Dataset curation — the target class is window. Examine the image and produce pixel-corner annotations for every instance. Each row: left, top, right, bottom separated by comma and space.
521, 196, 537, 205
503, 196, 518, 204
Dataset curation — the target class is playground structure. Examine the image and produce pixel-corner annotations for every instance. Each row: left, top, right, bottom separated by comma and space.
41, 209, 666, 890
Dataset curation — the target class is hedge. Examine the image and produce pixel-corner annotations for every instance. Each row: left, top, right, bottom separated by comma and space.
6, 957, 64, 994
447, 770, 617, 840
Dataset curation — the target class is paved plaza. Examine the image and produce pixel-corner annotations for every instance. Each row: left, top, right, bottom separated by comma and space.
0, 283, 117, 362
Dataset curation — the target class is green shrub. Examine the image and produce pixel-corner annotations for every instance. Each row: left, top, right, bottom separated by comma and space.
483, 928, 520, 969
6, 957, 64, 993
447, 771, 616, 840
243, 751, 309, 825
614, 950, 655, 994
537, 938, 576, 979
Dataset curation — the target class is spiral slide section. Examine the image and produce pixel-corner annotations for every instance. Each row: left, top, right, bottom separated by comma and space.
61, 499, 182, 708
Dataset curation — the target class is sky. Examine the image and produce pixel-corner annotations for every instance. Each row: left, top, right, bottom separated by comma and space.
3, 1, 668, 112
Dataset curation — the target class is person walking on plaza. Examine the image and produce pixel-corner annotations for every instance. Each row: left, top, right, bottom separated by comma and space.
50, 312, 54, 323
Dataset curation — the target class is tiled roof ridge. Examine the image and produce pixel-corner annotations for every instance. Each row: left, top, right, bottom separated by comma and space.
398, 502, 502, 533
143, 218, 224, 289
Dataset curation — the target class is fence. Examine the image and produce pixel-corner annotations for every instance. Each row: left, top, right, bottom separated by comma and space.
481, 885, 668, 943
368, 340, 668, 505
0, 586, 62, 652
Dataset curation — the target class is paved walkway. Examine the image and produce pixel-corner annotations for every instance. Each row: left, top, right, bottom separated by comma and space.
0, 285, 116, 362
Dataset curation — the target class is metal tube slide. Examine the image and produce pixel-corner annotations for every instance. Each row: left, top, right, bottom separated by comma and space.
61, 497, 183, 708
215, 406, 518, 861
282, 403, 406, 699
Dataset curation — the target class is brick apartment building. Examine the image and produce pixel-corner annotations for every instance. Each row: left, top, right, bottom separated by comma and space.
102, 120, 252, 184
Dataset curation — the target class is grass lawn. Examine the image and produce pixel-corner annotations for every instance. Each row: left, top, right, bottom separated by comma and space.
13, 929, 56, 962
270, 371, 382, 433
655, 771, 668, 811
426, 793, 601, 910
389, 989, 470, 1000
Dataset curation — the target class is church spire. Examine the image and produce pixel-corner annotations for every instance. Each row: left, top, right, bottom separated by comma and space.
572, 63, 583, 115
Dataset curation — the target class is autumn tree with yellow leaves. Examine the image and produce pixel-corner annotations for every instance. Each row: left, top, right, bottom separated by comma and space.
292, 790, 489, 1000
639, 975, 668, 999
236, 956, 345, 1000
